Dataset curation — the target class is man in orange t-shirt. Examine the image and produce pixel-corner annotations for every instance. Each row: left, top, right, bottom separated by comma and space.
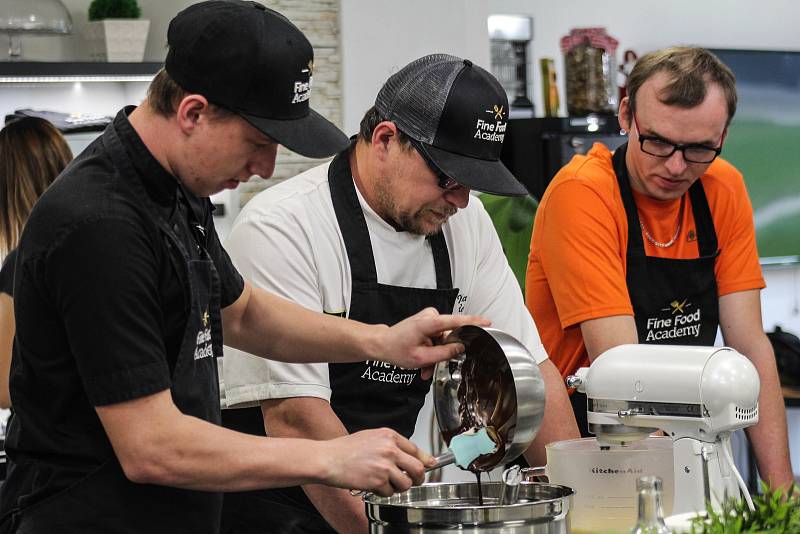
526, 46, 793, 490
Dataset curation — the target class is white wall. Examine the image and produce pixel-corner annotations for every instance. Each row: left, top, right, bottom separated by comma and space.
339, 0, 491, 135
762, 263, 800, 341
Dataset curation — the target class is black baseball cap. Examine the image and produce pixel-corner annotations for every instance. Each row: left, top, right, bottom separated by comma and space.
165, 0, 349, 159
375, 54, 527, 196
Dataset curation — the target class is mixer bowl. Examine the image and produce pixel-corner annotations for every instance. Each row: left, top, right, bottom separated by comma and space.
523, 437, 675, 533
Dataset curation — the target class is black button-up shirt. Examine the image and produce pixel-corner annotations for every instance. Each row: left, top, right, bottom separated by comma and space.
1, 107, 244, 516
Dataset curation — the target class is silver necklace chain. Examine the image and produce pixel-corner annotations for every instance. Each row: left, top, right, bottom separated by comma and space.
639, 195, 685, 248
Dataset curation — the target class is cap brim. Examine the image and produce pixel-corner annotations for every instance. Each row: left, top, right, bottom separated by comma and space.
240, 108, 350, 159
421, 143, 528, 197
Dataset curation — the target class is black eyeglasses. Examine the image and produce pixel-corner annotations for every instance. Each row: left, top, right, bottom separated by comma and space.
633, 114, 724, 164
408, 137, 462, 191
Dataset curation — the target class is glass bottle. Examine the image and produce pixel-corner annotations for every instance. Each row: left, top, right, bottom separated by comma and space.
631, 475, 671, 534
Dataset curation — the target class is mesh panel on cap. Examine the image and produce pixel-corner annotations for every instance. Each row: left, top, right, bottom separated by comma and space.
375, 54, 463, 144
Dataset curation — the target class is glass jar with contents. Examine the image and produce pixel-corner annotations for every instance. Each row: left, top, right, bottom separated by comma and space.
561, 27, 619, 116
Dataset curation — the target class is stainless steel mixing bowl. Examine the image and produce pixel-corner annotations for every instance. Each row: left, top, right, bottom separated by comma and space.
432, 326, 546, 471
364, 481, 573, 533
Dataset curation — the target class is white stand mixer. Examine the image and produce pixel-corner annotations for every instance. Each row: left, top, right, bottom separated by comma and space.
567, 344, 760, 515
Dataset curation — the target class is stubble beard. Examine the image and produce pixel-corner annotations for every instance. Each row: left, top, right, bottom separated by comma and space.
374, 177, 453, 236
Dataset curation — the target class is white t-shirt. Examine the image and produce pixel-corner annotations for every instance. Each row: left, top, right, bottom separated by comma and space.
221, 161, 547, 408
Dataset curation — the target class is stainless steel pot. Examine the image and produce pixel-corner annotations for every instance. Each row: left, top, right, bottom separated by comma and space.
432, 326, 545, 470
364, 481, 573, 533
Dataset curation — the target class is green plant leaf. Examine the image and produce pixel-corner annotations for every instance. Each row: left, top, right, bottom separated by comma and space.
689, 484, 800, 533
89, 0, 141, 20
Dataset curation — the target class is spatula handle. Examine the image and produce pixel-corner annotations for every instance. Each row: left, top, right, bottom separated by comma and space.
425, 451, 455, 472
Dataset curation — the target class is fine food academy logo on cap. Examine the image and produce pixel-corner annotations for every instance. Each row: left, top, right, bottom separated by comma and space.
292, 60, 314, 104
475, 103, 507, 143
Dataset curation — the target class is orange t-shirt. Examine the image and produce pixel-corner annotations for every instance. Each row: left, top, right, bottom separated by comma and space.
526, 143, 765, 379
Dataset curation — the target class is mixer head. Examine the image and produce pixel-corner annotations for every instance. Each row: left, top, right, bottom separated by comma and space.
568, 345, 760, 443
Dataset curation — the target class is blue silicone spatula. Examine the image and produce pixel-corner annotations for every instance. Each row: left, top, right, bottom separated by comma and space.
427, 427, 499, 472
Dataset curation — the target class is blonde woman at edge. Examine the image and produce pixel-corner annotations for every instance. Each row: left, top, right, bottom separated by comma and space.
0, 117, 72, 408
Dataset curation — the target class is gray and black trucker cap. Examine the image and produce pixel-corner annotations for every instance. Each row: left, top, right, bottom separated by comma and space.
166, 0, 349, 159
375, 54, 527, 196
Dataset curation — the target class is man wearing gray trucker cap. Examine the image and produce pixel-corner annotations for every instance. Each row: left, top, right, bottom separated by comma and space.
220, 54, 581, 533
0, 5, 486, 533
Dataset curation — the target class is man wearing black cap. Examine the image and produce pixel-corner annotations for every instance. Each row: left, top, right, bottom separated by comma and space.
0, 5, 486, 534
221, 54, 581, 533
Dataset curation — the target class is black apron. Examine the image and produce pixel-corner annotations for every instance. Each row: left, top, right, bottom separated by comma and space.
2, 125, 225, 533
571, 143, 720, 436
220, 150, 459, 534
